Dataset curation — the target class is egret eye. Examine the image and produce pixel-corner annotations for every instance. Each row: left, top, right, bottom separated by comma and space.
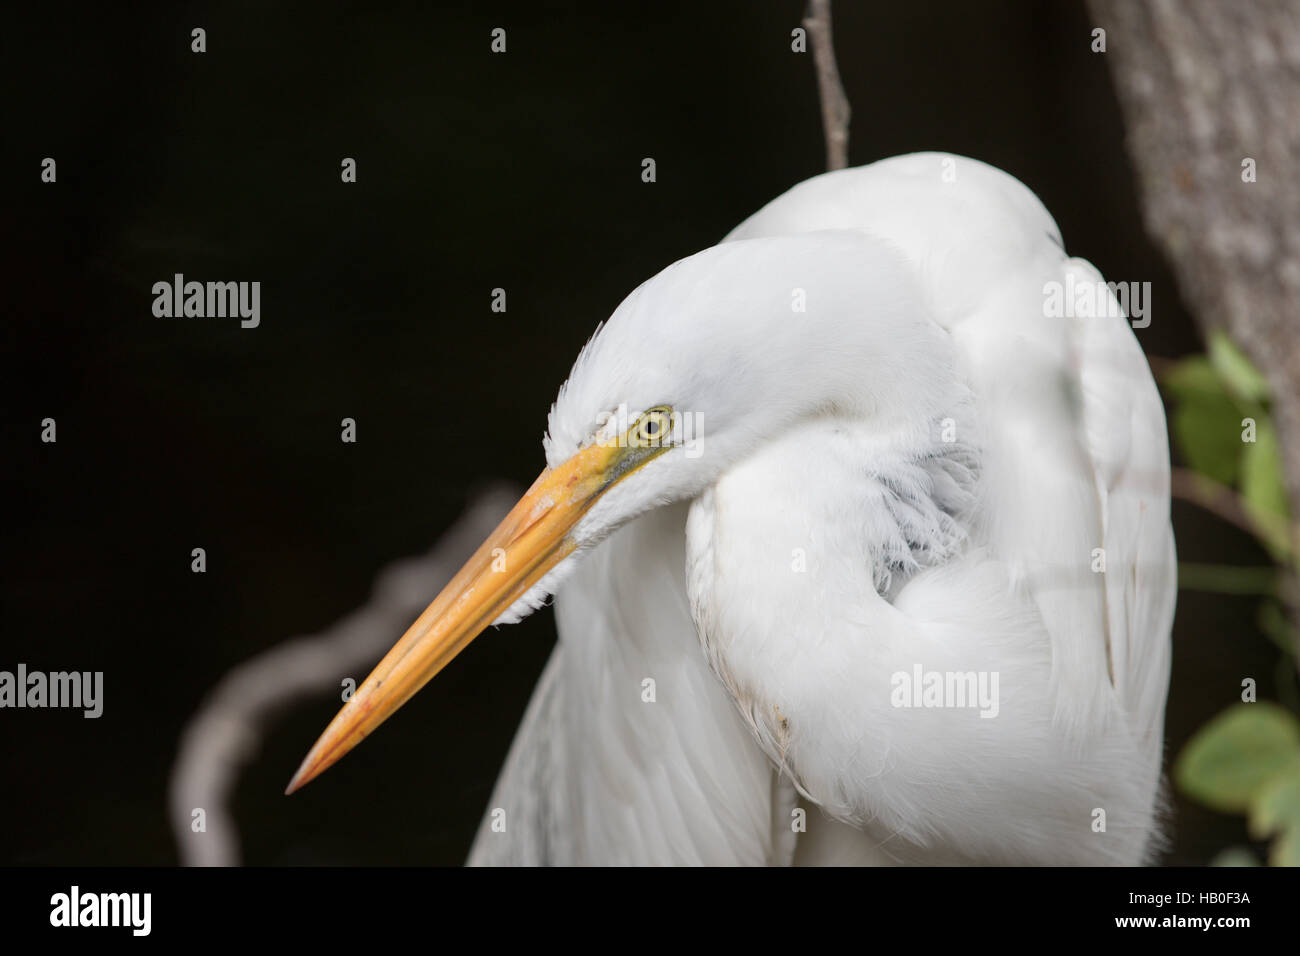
630, 406, 674, 447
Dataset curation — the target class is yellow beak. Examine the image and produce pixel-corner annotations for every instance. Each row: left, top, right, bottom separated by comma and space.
286, 438, 636, 794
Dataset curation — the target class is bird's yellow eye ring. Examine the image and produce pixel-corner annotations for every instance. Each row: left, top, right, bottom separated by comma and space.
629, 406, 674, 447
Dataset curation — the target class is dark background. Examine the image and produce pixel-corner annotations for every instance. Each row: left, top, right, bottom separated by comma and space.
1, 0, 1282, 864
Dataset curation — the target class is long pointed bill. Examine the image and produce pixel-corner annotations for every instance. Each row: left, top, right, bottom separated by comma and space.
286, 437, 645, 794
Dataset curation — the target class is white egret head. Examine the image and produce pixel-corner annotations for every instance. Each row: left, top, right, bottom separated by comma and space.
541, 230, 954, 559
287, 229, 956, 792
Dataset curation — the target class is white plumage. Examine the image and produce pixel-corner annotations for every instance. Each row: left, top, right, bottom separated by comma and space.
465, 153, 1175, 866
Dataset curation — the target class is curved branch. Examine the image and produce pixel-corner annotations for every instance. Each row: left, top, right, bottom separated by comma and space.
167, 485, 521, 866
804, 0, 851, 171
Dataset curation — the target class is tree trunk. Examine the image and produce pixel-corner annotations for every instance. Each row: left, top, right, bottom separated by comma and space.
1086, 0, 1300, 524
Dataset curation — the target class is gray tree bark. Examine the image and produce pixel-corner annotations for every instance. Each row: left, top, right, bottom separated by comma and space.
1086, 0, 1300, 529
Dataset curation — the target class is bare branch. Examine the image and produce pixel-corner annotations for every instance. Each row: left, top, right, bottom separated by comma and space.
804, 0, 851, 171
1170, 466, 1298, 562
1170, 467, 1268, 542
167, 485, 520, 866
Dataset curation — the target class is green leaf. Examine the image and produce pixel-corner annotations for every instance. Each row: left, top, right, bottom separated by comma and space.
1248, 768, 1300, 835
1209, 330, 1271, 405
1210, 846, 1260, 867
1175, 702, 1300, 813
1248, 768, 1300, 866
1161, 356, 1225, 402
1159, 358, 1227, 403
1160, 347, 1274, 488
1271, 828, 1300, 867
1240, 419, 1291, 560
1172, 395, 1247, 486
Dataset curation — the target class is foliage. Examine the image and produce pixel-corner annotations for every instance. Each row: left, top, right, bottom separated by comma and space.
1176, 704, 1300, 866
1160, 330, 1298, 866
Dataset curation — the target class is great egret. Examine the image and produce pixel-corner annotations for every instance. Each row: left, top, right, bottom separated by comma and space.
288, 153, 1175, 866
